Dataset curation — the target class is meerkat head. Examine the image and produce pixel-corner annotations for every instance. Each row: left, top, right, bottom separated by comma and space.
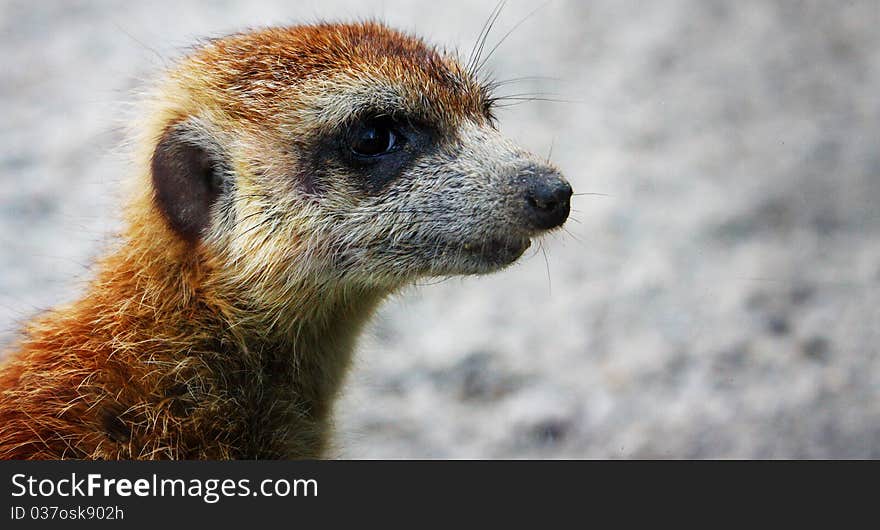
142, 22, 570, 307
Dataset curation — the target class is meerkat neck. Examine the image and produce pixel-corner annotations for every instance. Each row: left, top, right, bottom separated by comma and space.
51, 226, 387, 458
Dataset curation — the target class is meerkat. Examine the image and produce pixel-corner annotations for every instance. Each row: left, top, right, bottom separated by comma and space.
0, 22, 571, 459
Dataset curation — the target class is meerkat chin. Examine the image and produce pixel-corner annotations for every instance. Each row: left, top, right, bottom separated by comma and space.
0, 22, 571, 459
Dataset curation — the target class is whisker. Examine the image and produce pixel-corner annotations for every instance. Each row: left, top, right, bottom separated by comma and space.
474, 0, 553, 76
468, 0, 507, 75
546, 137, 555, 164
490, 90, 569, 100
466, 2, 496, 72
562, 227, 586, 246
110, 20, 169, 70
539, 239, 552, 296
492, 95, 585, 106
492, 100, 581, 109
485, 75, 564, 90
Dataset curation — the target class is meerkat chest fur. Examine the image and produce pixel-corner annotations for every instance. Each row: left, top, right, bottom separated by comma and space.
184, 292, 383, 459
0, 22, 570, 459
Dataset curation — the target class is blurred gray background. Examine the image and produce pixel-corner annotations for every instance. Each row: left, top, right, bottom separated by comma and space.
1, 0, 878, 458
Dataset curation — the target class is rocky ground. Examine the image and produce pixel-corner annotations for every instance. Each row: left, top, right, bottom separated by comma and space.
1, 0, 878, 458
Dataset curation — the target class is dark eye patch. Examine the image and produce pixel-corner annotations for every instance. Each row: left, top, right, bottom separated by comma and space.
304, 112, 438, 194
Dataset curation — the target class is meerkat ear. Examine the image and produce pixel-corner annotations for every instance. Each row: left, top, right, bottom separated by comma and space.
151, 123, 227, 243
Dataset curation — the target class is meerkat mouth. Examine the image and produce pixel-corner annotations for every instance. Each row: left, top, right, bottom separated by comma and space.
460, 236, 532, 267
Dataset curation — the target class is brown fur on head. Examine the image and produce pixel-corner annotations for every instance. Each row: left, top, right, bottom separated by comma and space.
0, 22, 571, 459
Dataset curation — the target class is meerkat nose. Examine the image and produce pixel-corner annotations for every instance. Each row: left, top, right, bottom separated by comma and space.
523, 172, 572, 230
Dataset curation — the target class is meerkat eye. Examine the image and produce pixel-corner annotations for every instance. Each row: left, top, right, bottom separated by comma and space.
350, 118, 401, 157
